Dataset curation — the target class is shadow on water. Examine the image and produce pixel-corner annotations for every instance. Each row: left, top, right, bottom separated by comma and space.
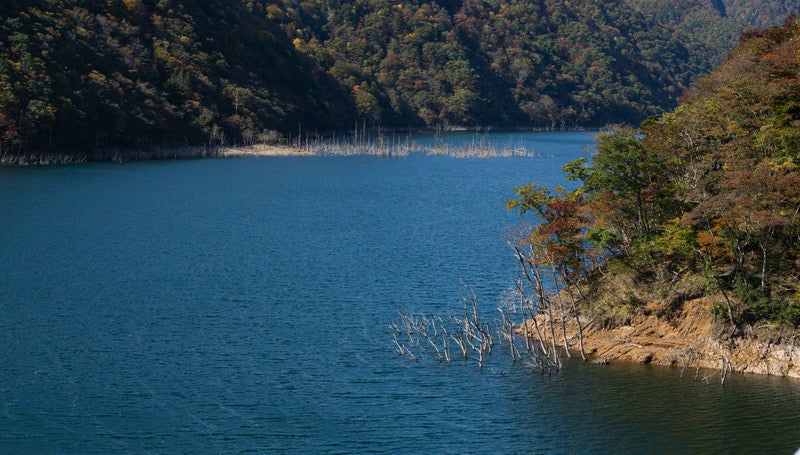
501, 357, 800, 454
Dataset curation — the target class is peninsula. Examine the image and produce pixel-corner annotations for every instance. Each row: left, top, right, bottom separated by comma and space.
509, 17, 800, 379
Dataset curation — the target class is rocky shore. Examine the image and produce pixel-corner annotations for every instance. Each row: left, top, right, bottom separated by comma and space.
528, 297, 800, 379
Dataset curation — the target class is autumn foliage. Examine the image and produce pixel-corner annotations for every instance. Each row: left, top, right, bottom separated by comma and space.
510, 17, 800, 327
2, 1, 798, 157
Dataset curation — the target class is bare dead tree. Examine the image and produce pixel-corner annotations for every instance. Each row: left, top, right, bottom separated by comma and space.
498, 306, 521, 363
563, 283, 588, 361
720, 354, 732, 385
545, 262, 572, 358
540, 246, 588, 361
390, 282, 558, 370
512, 243, 562, 371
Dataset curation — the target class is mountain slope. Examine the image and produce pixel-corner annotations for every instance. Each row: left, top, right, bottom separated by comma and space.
273, 0, 798, 127
0, 0, 355, 156
1, 0, 797, 158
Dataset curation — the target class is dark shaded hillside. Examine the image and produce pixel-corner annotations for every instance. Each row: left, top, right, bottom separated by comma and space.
0, 0, 355, 157
1, 0, 798, 158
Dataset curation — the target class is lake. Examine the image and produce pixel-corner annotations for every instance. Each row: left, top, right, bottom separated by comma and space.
1, 131, 799, 454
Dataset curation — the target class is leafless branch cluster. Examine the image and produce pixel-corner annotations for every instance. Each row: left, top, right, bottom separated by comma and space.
674, 347, 733, 385
391, 231, 600, 374
391, 287, 495, 368
510, 242, 593, 370
391, 284, 565, 373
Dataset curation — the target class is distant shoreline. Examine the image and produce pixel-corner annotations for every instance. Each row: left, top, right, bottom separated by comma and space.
0, 144, 313, 165
215, 144, 314, 157
0, 128, 601, 165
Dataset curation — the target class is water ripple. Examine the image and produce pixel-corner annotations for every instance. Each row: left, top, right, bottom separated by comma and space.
1, 137, 799, 454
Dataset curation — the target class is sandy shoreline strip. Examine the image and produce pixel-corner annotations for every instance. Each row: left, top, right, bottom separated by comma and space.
215, 144, 314, 157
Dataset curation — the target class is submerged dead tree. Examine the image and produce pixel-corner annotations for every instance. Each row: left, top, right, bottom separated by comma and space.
510, 240, 589, 365
392, 180, 598, 372
505, 181, 593, 363
391, 283, 564, 371
391, 286, 494, 369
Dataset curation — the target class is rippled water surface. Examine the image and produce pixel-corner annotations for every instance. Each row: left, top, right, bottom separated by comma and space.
1, 132, 799, 454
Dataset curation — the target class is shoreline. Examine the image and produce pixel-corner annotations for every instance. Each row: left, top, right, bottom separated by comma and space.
527, 297, 800, 379
0, 127, 605, 165
0, 143, 313, 165
214, 144, 314, 157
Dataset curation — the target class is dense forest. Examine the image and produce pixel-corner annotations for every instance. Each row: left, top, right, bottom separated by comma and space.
508, 16, 800, 329
1, 0, 798, 157
0, 0, 356, 157
275, 0, 797, 127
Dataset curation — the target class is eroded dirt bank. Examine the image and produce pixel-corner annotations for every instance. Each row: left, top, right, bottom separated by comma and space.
526, 298, 800, 379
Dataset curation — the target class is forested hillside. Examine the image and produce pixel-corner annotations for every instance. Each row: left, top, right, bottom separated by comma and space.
0, 0, 356, 156
1, 0, 797, 157
272, 0, 798, 128
509, 16, 800, 329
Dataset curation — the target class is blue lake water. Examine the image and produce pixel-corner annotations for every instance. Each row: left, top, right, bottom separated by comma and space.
1, 131, 799, 454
